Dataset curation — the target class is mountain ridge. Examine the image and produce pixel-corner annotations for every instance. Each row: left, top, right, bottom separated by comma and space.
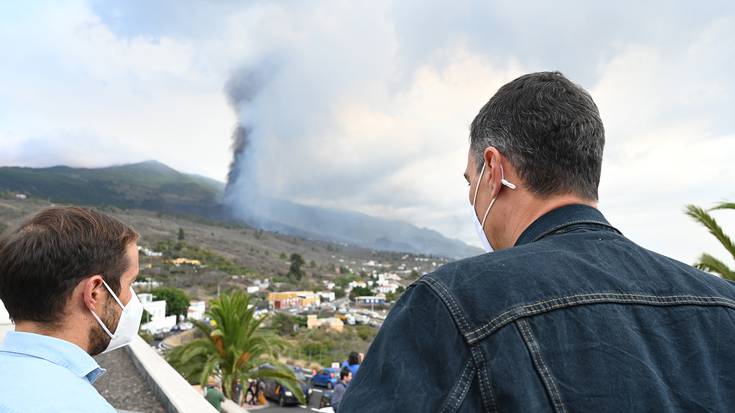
0, 161, 481, 258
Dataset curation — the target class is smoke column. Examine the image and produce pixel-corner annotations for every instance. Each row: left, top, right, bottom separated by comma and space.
223, 64, 273, 215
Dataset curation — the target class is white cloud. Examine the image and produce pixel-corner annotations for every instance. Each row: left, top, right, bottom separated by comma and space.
0, 1, 235, 179
1, 1, 734, 267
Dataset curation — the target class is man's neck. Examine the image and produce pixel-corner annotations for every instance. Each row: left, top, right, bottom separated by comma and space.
502, 194, 597, 249
14, 320, 91, 353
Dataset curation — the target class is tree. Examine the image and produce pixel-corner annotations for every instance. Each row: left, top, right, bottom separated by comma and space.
177, 227, 186, 241
334, 287, 346, 299
349, 286, 373, 300
686, 202, 735, 280
142, 309, 153, 324
165, 291, 304, 403
288, 253, 306, 281
386, 286, 406, 303
270, 312, 307, 336
152, 287, 190, 318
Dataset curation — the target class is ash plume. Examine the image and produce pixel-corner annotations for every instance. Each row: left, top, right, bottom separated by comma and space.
223, 64, 273, 202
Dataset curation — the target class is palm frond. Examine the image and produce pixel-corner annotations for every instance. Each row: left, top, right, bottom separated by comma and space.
694, 253, 735, 281
165, 291, 293, 401
711, 202, 735, 211
685, 205, 735, 260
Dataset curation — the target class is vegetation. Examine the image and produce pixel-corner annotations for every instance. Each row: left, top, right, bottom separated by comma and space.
142, 309, 153, 324
0, 161, 223, 218
349, 286, 373, 300
166, 291, 304, 403
283, 325, 377, 368
288, 253, 306, 281
269, 313, 307, 336
386, 285, 406, 302
178, 227, 186, 241
155, 239, 252, 275
686, 202, 735, 280
334, 274, 359, 289
334, 287, 346, 299
152, 287, 190, 318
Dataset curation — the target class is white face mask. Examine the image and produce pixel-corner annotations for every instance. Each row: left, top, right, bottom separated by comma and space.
470, 162, 516, 252
90, 280, 144, 354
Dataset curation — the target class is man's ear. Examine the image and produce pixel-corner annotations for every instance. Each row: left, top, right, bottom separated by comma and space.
483, 147, 504, 198
82, 275, 105, 311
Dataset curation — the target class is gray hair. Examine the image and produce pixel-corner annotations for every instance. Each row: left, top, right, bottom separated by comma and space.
470, 71, 605, 200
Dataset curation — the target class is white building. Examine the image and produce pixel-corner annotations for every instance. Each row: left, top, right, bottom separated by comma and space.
318, 291, 336, 302
139, 293, 177, 334
138, 246, 163, 257
246, 286, 260, 294
187, 301, 206, 320
375, 283, 400, 294
354, 294, 387, 305
348, 281, 367, 289
252, 278, 270, 289
132, 279, 162, 290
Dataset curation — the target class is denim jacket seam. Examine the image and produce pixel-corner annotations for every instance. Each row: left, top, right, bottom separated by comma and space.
412, 277, 482, 411
439, 358, 476, 413
515, 319, 567, 413
469, 345, 498, 413
465, 293, 735, 344
420, 276, 474, 335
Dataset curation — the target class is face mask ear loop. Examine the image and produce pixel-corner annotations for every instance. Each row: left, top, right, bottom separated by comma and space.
481, 197, 497, 229
100, 279, 125, 309
89, 279, 125, 338
90, 310, 115, 337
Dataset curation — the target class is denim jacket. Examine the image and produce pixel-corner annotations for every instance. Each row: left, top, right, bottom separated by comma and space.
340, 204, 735, 412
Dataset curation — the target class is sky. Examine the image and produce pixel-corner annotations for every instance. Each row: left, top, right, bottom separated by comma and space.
0, 0, 734, 266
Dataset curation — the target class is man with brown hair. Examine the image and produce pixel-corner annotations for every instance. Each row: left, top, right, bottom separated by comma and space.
0, 207, 142, 412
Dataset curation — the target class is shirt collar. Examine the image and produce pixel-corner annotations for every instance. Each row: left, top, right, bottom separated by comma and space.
514, 204, 621, 247
0, 331, 106, 383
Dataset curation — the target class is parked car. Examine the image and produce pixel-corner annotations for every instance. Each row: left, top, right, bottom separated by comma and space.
258, 364, 311, 407
311, 367, 340, 389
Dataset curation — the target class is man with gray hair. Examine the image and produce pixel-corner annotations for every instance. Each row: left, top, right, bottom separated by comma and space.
341, 72, 735, 412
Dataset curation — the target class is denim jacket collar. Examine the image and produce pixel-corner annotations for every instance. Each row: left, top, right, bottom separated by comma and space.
514, 204, 621, 247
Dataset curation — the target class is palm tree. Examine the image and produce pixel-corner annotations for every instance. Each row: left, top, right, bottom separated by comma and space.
685, 202, 735, 280
166, 291, 305, 403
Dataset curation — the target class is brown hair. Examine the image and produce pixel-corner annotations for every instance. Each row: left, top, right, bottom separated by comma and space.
0, 207, 139, 323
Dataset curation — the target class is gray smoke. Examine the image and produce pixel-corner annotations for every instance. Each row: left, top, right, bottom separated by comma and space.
223, 64, 273, 208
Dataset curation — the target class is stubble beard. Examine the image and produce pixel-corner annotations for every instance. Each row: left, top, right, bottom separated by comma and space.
88, 296, 121, 356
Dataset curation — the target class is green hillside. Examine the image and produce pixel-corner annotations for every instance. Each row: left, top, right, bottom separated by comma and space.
0, 161, 225, 218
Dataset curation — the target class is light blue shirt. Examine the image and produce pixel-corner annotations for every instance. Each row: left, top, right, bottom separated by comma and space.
0, 331, 116, 413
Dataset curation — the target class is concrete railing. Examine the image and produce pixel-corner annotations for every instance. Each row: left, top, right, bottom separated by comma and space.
126, 335, 219, 413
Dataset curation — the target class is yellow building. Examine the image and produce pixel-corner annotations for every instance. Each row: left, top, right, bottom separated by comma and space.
267, 291, 320, 309
170, 258, 202, 266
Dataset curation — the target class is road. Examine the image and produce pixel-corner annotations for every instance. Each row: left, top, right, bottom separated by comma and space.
258, 387, 334, 413
259, 405, 333, 413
